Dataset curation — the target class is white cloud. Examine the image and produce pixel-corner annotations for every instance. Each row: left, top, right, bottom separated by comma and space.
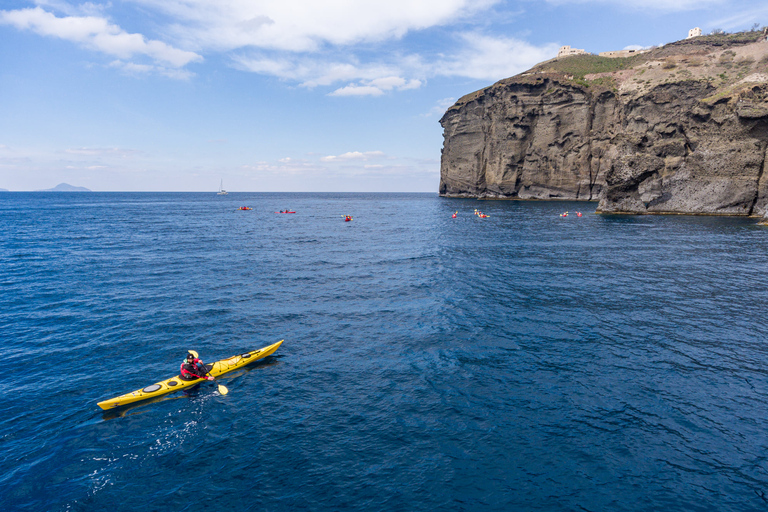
64, 147, 140, 157
0, 7, 202, 68
108, 60, 196, 79
424, 97, 457, 117
329, 77, 422, 96
329, 85, 386, 97
109, 60, 154, 74
321, 151, 385, 162
241, 160, 325, 176
543, 0, 724, 11
709, 7, 768, 31
127, 0, 498, 52
435, 33, 560, 81
239, 31, 559, 90
32, 0, 107, 17
234, 53, 428, 95
1, 1, 561, 90
369, 76, 408, 89
6, 0, 675, 93
182, 2, 543, 89
232, 55, 407, 88
399, 79, 422, 90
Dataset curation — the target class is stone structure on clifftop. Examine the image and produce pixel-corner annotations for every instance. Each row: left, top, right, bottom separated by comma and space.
439, 31, 768, 216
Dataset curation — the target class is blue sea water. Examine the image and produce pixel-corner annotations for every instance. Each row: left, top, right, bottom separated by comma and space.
2, 192, 768, 511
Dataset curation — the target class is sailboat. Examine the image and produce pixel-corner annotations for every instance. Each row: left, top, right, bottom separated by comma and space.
217, 179, 227, 195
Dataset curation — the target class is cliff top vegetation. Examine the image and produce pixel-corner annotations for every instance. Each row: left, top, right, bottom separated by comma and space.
450, 28, 768, 110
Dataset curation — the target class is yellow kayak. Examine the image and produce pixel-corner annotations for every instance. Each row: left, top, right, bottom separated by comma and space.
97, 340, 283, 410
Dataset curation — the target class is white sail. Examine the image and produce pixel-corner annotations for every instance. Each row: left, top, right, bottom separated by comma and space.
217, 179, 227, 195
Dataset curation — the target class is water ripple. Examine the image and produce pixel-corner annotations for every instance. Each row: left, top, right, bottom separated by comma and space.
2, 193, 768, 511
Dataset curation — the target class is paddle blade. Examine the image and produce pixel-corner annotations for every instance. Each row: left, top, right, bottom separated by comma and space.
217, 384, 229, 395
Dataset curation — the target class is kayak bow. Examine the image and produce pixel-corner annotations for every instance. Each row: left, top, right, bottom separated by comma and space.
97, 340, 283, 410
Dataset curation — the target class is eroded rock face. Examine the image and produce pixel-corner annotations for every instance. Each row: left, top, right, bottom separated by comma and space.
439, 78, 617, 202
439, 37, 768, 216
599, 82, 768, 215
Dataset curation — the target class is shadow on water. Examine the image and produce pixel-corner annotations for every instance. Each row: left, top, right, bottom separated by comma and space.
100, 393, 189, 421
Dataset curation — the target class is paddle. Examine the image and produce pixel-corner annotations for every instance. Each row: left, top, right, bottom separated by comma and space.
211, 374, 229, 396
201, 364, 229, 396
188, 350, 229, 395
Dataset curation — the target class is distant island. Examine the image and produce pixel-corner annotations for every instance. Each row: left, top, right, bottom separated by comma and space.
0, 188, 8, 192
38, 183, 91, 192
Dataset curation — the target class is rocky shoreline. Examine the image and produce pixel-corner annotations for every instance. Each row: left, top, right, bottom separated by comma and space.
439, 31, 768, 219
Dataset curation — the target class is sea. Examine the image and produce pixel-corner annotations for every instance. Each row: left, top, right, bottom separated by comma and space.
2, 192, 768, 512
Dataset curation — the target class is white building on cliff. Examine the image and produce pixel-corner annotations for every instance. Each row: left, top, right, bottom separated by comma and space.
557, 46, 588, 58
599, 48, 648, 58
687, 27, 702, 38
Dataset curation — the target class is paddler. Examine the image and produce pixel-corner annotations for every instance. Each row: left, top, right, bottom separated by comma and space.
180, 352, 215, 381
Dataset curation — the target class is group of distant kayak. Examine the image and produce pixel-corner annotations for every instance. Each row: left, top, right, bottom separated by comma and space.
236, 207, 584, 220
449, 209, 585, 219
238, 208, 587, 220
235, 207, 295, 213
450, 209, 490, 219
234, 208, 356, 222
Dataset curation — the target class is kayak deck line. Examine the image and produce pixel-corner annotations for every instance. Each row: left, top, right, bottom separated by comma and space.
97, 340, 284, 410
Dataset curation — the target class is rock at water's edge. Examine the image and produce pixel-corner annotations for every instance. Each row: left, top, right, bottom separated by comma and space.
439, 34, 768, 216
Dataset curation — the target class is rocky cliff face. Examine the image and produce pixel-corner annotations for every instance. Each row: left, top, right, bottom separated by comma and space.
440, 32, 768, 216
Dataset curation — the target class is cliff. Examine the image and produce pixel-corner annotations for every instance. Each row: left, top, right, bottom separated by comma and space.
439, 31, 768, 216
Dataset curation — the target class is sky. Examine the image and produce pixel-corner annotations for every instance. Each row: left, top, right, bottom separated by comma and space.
1, 0, 767, 192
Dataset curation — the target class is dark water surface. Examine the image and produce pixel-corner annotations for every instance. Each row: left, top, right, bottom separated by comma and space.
3, 192, 768, 511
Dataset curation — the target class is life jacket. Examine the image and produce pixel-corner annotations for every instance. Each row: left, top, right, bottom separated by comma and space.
180, 357, 204, 379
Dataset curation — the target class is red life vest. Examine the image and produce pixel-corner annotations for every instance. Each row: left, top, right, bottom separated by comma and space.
180, 357, 204, 379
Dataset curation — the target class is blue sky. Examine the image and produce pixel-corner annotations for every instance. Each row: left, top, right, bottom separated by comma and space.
1, 0, 767, 192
